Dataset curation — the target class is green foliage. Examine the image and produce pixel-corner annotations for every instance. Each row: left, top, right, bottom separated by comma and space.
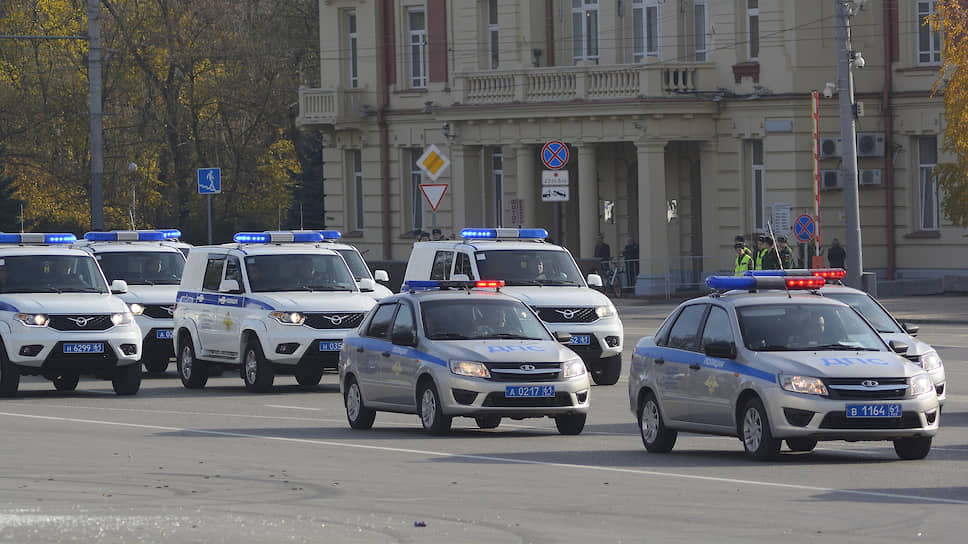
0, 148, 25, 232
931, 1, 968, 226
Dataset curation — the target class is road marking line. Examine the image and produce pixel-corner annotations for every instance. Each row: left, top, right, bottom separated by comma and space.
2, 410, 966, 505
265, 404, 321, 411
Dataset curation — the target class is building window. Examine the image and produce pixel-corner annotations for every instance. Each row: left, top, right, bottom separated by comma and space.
492, 147, 504, 226
347, 11, 359, 88
410, 149, 425, 231
918, 136, 939, 231
408, 7, 427, 88
694, 1, 708, 61
572, 0, 599, 63
487, 0, 499, 69
747, 0, 759, 60
917, 1, 941, 65
751, 140, 765, 231
632, 0, 660, 60
350, 150, 363, 230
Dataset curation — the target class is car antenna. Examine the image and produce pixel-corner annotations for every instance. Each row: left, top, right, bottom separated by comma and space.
767, 223, 792, 299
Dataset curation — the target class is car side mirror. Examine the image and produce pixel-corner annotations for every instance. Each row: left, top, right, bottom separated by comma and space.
889, 340, 909, 355
704, 341, 737, 359
374, 269, 389, 282
391, 328, 417, 347
903, 322, 919, 336
358, 278, 376, 292
587, 273, 603, 287
110, 279, 128, 294
219, 279, 241, 293
554, 331, 573, 344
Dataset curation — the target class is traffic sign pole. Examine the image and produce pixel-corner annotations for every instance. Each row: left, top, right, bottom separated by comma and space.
207, 194, 213, 245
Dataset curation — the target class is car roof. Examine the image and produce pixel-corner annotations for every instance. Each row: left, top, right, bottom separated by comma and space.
817, 284, 866, 295
689, 290, 853, 309
0, 245, 92, 258
417, 240, 570, 251
195, 244, 341, 257
388, 288, 524, 304
75, 242, 184, 254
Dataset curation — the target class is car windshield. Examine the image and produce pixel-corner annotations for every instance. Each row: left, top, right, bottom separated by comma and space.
244, 254, 357, 292
0, 254, 108, 293
736, 303, 887, 352
95, 251, 185, 285
420, 299, 552, 341
334, 248, 372, 281
474, 249, 583, 286
823, 292, 903, 334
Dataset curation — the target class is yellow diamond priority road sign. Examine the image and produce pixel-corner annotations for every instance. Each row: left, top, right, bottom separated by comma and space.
417, 144, 450, 181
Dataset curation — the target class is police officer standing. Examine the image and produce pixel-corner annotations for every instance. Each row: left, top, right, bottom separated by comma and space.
734, 242, 753, 275
760, 237, 781, 270
776, 236, 794, 269
754, 235, 768, 270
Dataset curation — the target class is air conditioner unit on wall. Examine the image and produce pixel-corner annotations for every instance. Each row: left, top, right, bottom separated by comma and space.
820, 137, 842, 159
857, 133, 886, 157
859, 169, 882, 186
820, 170, 844, 191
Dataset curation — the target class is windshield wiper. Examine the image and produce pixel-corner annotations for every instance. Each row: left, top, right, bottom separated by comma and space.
427, 332, 468, 340
60, 288, 104, 293
504, 280, 541, 286
755, 345, 798, 351
481, 333, 544, 340
813, 343, 880, 351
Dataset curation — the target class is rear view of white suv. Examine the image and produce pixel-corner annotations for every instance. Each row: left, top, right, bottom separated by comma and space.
402, 228, 624, 384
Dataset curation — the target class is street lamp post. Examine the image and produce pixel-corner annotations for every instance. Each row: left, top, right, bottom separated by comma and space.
128, 162, 138, 229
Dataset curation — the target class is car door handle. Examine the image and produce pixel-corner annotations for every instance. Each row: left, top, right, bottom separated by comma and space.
689, 363, 701, 370
356, 346, 364, 353
654, 358, 665, 365
381, 351, 391, 358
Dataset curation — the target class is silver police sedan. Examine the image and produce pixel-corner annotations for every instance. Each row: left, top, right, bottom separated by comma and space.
628, 275, 940, 461
339, 281, 591, 435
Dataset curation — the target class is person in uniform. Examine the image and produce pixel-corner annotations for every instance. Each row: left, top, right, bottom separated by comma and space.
754, 235, 768, 270
776, 236, 794, 269
734, 242, 754, 276
760, 237, 781, 270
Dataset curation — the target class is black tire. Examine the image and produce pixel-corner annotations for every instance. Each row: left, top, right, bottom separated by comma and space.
591, 355, 622, 386
740, 397, 781, 461
177, 337, 208, 389
242, 340, 274, 393
52, 371, 80, 392
475, 415, 501, 429
418, 382, 452, 436
344, 377, 376, 430
555, 413, 587, 435
0, 342, 20, 397
143, 355, 170, 374
112, 363, 142, 395
786, 438, 818, 453
638, 392, 678, 452
294, 365, 324, 386
893, 436, 932, 460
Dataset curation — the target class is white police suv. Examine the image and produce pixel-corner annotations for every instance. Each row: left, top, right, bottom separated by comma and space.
315, 235, 392, 300
340, 280, 590, 435
75, 230, 187, 373
173, 231, 376, 392
0, 233, 142, 396
402, 228, 623, 385
629, 274, 939, 461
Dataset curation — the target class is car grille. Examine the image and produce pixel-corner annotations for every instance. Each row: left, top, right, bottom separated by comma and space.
303, 313, 365, 330
823, 377, 908, 400
482, 392, 573, 408
48, 315, 114, 331
485, 362, 561, 382
142, 305, 176, 319
820, 411, 921, 430
535, 307, 598, 323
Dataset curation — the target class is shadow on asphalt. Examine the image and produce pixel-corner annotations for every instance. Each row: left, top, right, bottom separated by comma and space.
805, 486, 968, 504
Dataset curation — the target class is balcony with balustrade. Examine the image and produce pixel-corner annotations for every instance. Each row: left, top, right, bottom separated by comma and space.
296, 87, 369, 127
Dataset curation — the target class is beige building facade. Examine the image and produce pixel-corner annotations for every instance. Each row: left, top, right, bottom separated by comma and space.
297, 0, 966, 295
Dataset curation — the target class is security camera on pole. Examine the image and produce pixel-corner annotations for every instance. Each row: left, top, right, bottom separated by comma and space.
835, 0, 866, 290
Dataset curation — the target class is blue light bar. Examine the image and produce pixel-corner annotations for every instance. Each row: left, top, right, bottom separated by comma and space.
706, 276, 757, 290
234, 231, 327, 244
234, 232, 270, 244
152, 228, 182, 240
403, 280, 441, 292
0, 233, 77, 244
317, 230, 343, 240
517, 228, 549, 239
84, 231, 167, 242
459, 227, 549, 240
460, 228, 497, 239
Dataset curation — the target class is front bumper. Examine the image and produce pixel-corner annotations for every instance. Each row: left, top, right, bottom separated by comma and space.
764, 387, 940, 441
263, 326, 351, 369
438, 374, 591, 419
4, 326, 142, 372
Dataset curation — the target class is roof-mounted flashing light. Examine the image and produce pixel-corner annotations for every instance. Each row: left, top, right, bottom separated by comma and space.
746, 268, 846, 280
233, 231, 327, 244
84, 230, 168, 242
0, 233, 77, 245
706, 275, 826, 291
316, 230, 343, 240
402, 279, 506, 292
459, 228, 548, 240
151, 228, 182, 240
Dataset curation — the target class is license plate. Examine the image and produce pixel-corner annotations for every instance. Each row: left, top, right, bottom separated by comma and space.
156, 329, 173, 339
319, 341, 343, 352
845, 403, 902, 418
63, 343, 104, 354
505, 385, 555, 398
569, 334, 591, 346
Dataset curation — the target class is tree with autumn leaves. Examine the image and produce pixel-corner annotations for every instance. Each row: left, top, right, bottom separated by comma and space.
0, 0, 320, 242
931, 0, 968, 227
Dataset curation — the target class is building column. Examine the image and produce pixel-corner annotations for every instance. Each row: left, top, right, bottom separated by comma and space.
635, 140, 669, 296
449, 145, 471, 232
699, 140, 720, 275
577, 143, 598, 258
515, 144, 536, 227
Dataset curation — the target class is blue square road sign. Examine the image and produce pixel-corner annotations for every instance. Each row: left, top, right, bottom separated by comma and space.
198, 168, 221, 195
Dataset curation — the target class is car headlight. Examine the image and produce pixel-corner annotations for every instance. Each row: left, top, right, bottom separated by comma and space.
269, 311, 305, 325
450, 360, 490, 378
14, 313, 49, 327
111, 312, 134, 326
128, 303, 145, 315
919, 350, 942, 371
779, 374, 829, 396
562, 358, 586, 378
909, 373, 935, 397
595, 303, 616, 318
